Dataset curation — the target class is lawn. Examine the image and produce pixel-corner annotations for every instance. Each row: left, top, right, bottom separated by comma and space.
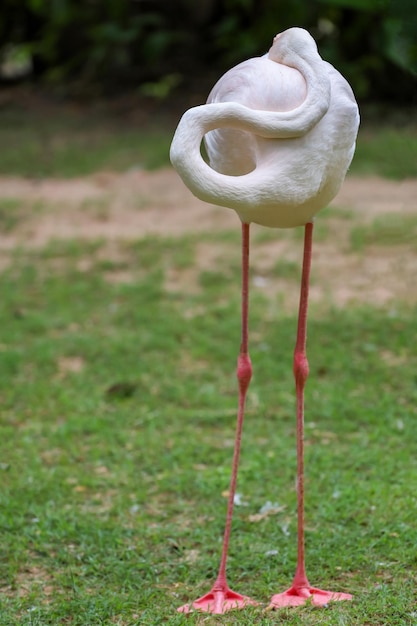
0, 101, 416, 625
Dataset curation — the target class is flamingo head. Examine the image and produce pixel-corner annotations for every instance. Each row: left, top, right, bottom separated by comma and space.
268, 28, 319, 64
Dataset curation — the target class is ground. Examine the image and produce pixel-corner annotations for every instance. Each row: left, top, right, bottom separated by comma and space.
1, 165, 417, 625
1, 169, 416, 312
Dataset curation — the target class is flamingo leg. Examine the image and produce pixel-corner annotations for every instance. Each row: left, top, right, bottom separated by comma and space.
268, 221, 352, 609
178, 222, 258, 614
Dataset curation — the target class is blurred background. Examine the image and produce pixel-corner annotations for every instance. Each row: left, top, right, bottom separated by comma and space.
0, 0, 416, 114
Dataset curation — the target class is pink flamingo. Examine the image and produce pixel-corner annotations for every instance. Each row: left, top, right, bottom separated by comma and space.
170, 27, 359, 613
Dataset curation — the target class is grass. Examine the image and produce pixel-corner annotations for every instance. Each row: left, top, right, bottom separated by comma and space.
351, 128, 417, 179
0, 230, 416, 624
0, 102, 416, 179
350, 213, 417, 251
0, 100, 416, 623
0, 198, 26, 233
0, 107, 171, 177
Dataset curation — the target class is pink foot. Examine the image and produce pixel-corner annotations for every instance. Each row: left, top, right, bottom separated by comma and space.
268, 585, 352, 609
178, 586, 258, 614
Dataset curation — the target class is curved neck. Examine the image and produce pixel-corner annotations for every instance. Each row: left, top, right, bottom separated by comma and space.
169, 50, 330, 214
269, 49, 330, 135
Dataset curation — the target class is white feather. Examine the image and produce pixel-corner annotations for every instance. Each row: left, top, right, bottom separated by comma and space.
170, 27, 360, 228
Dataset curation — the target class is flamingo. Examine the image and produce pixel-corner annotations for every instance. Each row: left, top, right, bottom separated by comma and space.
170, 27, 359, 613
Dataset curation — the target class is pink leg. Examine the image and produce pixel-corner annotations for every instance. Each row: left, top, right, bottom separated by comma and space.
178, 222, 258, 614
268, 222, 352, 609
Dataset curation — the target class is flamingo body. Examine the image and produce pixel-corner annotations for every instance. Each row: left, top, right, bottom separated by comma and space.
170, 27, 359, 228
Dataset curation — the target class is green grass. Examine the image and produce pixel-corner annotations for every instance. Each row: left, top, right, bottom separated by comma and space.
0, 107, 171, 177
0, 198, 26, 233
0, 104, 416, 179
0, 102, 416, 623
350, 213, 417, 251
350, 128, 417, 179
271, 258, 300, 280
0, 233, 416, 624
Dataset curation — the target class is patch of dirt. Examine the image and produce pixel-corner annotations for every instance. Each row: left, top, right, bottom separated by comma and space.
1, 561, 57, 600
56, 355, 85, 378
0, 169, 416, 310
0, 169, 237, 246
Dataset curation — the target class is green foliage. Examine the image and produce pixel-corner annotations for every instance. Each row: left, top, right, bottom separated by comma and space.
320, 0, 417, 81
0, 0, 415, 102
